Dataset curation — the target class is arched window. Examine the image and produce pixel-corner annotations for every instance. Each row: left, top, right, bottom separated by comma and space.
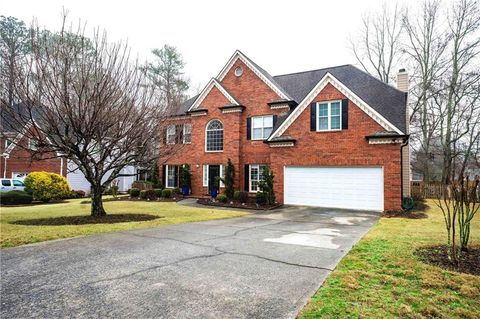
205, 119, 223, 152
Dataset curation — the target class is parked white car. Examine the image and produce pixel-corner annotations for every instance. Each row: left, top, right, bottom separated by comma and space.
0, 179, 26, 192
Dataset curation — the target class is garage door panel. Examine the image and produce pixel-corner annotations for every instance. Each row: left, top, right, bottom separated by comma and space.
284, 166, 383, 211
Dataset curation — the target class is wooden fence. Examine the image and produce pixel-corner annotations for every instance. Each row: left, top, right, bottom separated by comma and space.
411, 182, 444, 199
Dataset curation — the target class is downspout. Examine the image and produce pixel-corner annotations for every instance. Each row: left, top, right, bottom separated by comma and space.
60, 157, 64, 176
400, 135, 412, 210
2, 154, 8, 178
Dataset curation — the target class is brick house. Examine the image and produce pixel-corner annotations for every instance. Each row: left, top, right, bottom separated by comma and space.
160, 50, 410, 211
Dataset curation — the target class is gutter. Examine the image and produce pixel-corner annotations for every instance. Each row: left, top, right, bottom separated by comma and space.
400, 135, 410, 209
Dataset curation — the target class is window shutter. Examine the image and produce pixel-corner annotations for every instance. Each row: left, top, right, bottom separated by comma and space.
246, 117, 252, 140
162, 165, 166, 187
272, 115, 278, 127
163, 128, 168, 144
244, 165, 249, 192
176, 125, 183, 144
219, 165, 225, 187
341, 99, 348, 129
310, 103, 316, 131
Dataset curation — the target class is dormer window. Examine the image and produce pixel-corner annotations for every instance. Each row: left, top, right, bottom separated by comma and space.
252, 115, 274, 140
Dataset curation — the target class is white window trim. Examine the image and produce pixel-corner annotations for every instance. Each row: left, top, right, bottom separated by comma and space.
251, 115, 274, 140
165, 165, 176, 189
166, 125, 176, 145
28, 138, 38, 150
316, 100, 342, 132
202, 164, 225, 188
249, 164, 267, 193
5, 139, 12, 149
205, 119, 224, 152
183, 124, 192, 144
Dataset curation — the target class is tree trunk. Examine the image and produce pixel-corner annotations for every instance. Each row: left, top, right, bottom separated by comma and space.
91, 186, 106, 217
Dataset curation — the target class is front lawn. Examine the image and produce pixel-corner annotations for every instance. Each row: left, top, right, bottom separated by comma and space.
300, 200, 480, 319
0, 197, 246, 248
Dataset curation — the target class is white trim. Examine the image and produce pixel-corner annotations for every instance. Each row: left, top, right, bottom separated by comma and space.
205, 119, 224, 153
202, 164, 224, 188
217, 50, 290, 100
165, 164, 177, 189
221, 106, 244, 114
368, 137, 405, 144
202, 165, 208, 187
268, 142, 295, 148
268, 73, 403, 141
316, 100, 342, 132
249, 164, 267, 193
166, 125, 176, 145
269, 104, 290, 110
251, 115, 274, 140
188, 78, 239, 112
183, 124, 192, 144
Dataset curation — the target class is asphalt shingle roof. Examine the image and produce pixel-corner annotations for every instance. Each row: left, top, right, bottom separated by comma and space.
175, 63, 407, 133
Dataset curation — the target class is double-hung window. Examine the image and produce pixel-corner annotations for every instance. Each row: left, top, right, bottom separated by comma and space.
317, 101, 341, 131
183, 124, 192, 144
165, 165, 177, 188
249, 164, 267, 192
166, 125, 176, 144
252, 115, 273, 140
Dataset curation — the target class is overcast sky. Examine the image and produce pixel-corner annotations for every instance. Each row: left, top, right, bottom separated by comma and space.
2, 0, 418, 95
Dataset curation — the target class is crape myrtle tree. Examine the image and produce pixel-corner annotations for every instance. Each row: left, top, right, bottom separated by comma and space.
1, 17, 172, 217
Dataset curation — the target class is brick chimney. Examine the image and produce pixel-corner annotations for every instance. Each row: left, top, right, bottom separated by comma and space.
397, 68, 411, 198
396, 68, 409, 93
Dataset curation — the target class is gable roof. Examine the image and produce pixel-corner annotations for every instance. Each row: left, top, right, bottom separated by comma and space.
187, 78, 240, 112
272, 65, 407, 133
174, 52, 407, 134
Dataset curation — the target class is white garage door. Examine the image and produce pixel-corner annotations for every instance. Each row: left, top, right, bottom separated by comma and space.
284, 166, 384, 211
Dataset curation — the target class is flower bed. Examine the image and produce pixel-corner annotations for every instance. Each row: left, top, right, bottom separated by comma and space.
197, 197, 282, 210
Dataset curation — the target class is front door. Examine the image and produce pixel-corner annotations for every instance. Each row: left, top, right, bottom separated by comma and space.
208, 165, 220, 193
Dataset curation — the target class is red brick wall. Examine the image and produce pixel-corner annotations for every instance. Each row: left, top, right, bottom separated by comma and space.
159, 61, 402, 210
0, 135, 66, 179
270, 83, 401, 210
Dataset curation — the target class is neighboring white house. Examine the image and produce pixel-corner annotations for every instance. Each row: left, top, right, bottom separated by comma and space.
67, 161, 137, 193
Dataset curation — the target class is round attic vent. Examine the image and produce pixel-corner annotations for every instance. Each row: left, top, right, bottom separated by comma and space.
234, 66, 243, 77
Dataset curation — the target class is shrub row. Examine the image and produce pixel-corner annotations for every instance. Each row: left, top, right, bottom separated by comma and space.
0, 191, 33, 205
129, 187, 180, 200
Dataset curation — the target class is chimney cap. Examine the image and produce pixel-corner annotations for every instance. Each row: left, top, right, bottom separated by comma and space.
398, 68, 406, 73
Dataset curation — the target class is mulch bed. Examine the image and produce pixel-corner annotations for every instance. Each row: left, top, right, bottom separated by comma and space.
12, 214, 162, 226
415, 245, 480, 276
197, 198, 282, 210
382, 210, 428, 219
80, 196, 182, 204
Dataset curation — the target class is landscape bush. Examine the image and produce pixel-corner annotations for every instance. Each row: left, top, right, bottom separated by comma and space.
23, 171, 71, 203
129, 188, 140, 198
73, 190, 86, 198
0, 191, 33, 205
172, 188, 181, 196
255, 192, 267, 205
153, 188, 163, 198
217, 194, 228, 203
139, 190, 148, 199
144, 189, 157, 200
233, 191, 249, 203
162, 189, 172, 198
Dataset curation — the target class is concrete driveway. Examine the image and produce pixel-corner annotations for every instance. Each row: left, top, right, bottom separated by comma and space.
1, 204, 379, 319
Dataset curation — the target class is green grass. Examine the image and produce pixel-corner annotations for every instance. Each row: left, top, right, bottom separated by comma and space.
0, 197, 246, 248
300, 200, 480, 319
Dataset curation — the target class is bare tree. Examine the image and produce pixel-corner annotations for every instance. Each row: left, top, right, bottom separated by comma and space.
1, 17, 170, 217
350, 2, 404, 83
438, 0, 480, 183
403, 0, 449, 181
